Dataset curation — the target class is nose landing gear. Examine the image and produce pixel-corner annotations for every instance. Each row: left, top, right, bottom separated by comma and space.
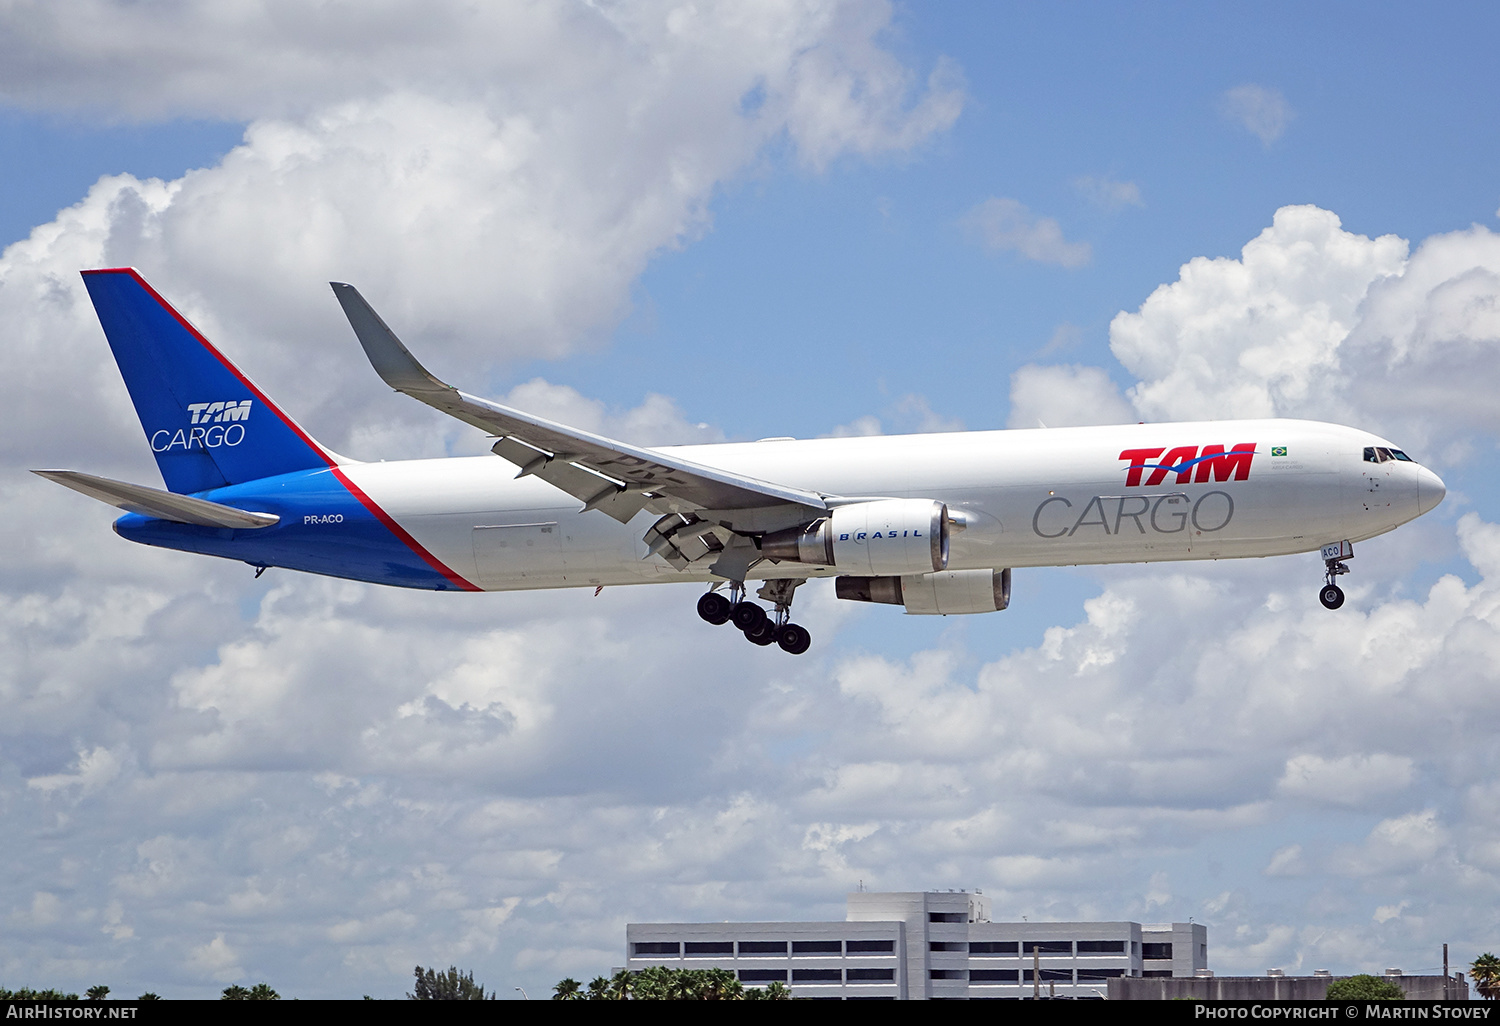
1318, 540, 1352, 610
697, 579, 812, 654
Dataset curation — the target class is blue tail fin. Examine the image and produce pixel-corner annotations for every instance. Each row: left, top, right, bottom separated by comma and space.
83, 268, 337, 493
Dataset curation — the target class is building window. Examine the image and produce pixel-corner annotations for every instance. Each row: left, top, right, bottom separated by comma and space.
970, 970, 1020, 983
928, 912, 967, 923
1076, 941, 1125, 954
738, 970, 788, 983
737, 941, 788, 955
632, 942, 680, 956
929, 942, 964, 952
792, 940, 842, 955
792, 969, 842, 982
847, 969, 895, 982
930, 970, 965, 980
684, 942, 734, 957
786, 942, 846, 960
969, 941, 1019, 955
1144, 970, 1173, 978
1078, 969, 1125, 980
1142, 943, 1173, 960
846, 940, 895, 953
1022, 941, 1073, 955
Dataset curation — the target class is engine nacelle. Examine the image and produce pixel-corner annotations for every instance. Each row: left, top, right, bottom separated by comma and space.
835, 568, 1011, 615
761, 499, 949, 575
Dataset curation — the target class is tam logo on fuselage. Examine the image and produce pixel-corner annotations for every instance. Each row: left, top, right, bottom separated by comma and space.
150, 400, 253, 453
1118, 444, 1256, 487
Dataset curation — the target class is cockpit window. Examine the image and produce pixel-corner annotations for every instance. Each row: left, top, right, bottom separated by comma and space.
1364, 446, 1418, 464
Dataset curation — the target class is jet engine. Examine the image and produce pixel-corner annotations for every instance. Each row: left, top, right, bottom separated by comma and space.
835, 568, 1011, 615
760, 498, 949, 575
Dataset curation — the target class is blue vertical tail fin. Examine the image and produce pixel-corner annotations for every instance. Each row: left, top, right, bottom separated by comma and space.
82, 268, 338, 494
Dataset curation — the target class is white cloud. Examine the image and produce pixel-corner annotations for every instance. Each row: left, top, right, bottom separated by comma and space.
962, 197, 1091, 268
1221, 84, 1294, 145
1111, 205, 1407, 422
1263, 845, 1306, 878
0, 1, 961, 465
1111, 204, 1500, 461
0, 1, 966, 145
499, 380, 724, 447
27, 745, 126, 795
1334, 810, 1448, 877
826, 394, 963, 436
1275, 753, 1415, 807
1074, 175, 1143, 210
1007, 363, 1136, 428
186, 933, 243, 983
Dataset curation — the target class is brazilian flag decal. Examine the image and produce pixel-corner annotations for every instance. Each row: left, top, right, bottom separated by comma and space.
1271, 446, 1288, 457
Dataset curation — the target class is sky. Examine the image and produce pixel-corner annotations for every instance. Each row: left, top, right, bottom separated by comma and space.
4, 0, 1500, 999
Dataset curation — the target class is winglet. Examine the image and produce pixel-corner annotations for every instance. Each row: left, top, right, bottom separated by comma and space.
329, 283, 452, 397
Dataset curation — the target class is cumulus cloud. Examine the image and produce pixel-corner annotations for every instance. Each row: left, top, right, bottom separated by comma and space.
1221, 84, 1294, 145
962, 197, 1091, 268
1113, 205, 1408, 423
1112, 204, 1500, 461
1275, 753, 1415, 807
1007, 363, 1136, 429
0, 0, 966, 144
0, 0, 961, 466
826, 394, 963, 436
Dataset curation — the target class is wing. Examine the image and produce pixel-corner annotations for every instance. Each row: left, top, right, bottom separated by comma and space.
33, 470, 280, 529
330, 283, 828, 536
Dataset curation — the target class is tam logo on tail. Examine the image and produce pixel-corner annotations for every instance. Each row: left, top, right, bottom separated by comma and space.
187, 400, 252, 424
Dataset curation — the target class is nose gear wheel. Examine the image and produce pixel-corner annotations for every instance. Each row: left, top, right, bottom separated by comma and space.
1319, 541, 1351, 610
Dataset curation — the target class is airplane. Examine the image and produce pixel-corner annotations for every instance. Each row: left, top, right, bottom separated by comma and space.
36, 268, 1447, 656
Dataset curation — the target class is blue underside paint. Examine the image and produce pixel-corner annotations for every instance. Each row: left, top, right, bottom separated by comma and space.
113, 467, 461, 590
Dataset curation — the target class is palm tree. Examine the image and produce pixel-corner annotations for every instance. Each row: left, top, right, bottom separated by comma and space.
551, 977, 583, 1000
1471, 953, 1500, 1000
699, 968, 742, 1000
606, 969, 634, 1000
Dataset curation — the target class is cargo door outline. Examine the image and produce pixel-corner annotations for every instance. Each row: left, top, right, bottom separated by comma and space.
472, 522, 565, 584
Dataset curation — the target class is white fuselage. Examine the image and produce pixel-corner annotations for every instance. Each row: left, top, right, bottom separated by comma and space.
336, 419, 1444, 592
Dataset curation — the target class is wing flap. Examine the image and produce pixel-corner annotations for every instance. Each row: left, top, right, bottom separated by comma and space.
33, 470, 280, 529
491, 436, 651, 524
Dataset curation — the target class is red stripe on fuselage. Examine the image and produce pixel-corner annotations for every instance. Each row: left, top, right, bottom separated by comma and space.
330, 467, 482, 591
83, 267, 482, 592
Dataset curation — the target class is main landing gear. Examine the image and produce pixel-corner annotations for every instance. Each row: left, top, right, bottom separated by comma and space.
696, 579, 812, 655
1319, 540, 1353, 610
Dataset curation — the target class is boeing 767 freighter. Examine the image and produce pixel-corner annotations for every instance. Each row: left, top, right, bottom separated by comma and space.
36, 269, 1446, 655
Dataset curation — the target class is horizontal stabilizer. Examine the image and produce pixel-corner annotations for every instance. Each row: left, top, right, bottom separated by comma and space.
33, 470, 280, 529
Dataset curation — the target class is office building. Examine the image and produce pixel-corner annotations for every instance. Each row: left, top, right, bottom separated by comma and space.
625, 890, 1207, 999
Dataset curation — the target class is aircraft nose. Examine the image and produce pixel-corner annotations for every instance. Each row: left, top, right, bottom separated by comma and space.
1417, 466, 1446, 516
